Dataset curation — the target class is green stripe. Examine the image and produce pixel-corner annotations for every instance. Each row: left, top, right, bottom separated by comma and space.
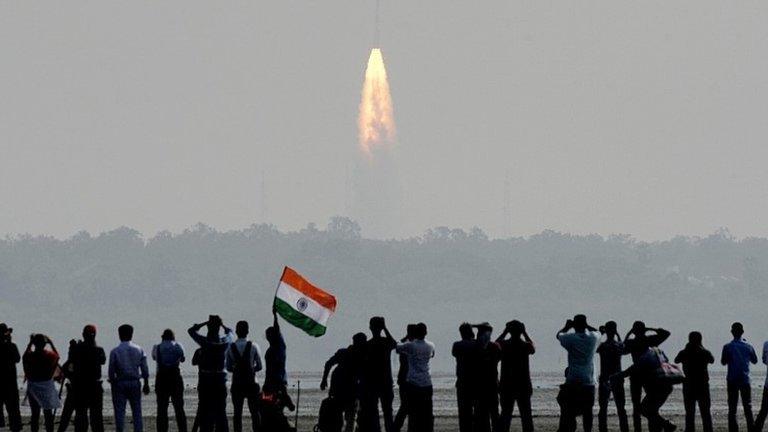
273, 298, 328, 337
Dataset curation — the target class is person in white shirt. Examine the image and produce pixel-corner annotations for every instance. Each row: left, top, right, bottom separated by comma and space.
108, 325, 150, 432
556, 315, 601, 432
754, 341, 768, 432
395, 322, 435, 432
225, 321, 263, 432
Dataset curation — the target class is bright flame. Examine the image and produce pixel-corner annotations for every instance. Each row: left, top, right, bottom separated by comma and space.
358, 48, 396, 157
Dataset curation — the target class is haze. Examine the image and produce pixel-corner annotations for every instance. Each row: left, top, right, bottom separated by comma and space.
1, 1, 767, 240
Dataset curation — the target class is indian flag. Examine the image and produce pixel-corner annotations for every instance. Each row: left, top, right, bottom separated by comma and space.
274, 267, 337, 337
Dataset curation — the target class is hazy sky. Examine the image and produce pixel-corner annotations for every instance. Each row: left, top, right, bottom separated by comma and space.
1, 2, 767, 240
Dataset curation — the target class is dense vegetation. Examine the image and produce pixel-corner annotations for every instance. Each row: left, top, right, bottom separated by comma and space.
1, 218, 765, 371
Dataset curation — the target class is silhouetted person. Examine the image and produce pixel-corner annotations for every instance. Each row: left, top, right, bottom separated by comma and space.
395, 323, 434, 432
0, 323, 22, 432
190, 348, 203, 432
474, 322, 501, 432
597, 322, 629, 432
23, 334, 62, 432
321, 333, 367, 432
452, 323, 479, 432
755, 339, 768, 432
674, 331, 714, 432
362, 317, 397, 432
108, 325, 149, 432
721, 322, 758, 432
188, 315, 233, 432
497, 320, 535, 432
624, 322, 671, 432
57, 339, 78, 432
67, 325, 106, 432
611, 344, 677, 432
226, 321, 263, 432
556, 315, 600, 432
153, 329, 187, 432
393, 325, 416, 432
263, 313, 295, 412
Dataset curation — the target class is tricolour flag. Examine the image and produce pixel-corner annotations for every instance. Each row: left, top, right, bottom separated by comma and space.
274, 267, 337, 337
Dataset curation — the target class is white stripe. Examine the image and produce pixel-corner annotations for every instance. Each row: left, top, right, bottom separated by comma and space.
276, 281, 333, 325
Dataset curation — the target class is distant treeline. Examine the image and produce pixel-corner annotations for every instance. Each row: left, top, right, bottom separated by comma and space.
1, 218, 766, 371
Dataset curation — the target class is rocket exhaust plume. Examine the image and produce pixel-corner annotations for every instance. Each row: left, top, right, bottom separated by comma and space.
358, 48, 396, 157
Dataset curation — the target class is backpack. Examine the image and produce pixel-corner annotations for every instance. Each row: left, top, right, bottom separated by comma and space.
314, 396, 344, 432
649, 347, 685, 385
231, 342, 255, 385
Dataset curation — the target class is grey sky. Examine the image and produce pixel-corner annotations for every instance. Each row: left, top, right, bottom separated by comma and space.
1, 2, 767, 240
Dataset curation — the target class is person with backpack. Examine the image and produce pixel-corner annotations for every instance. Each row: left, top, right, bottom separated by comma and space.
611, 341, 683, 432
624, 323, 671, 432
152, 329, 187, 432
674, 332, 714, 432
226, 321, 263, 432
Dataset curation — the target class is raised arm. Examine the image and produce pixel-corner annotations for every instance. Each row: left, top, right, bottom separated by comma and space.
320, 351, 341, 390
187, 323, 207, 346
523, 330, 536, 354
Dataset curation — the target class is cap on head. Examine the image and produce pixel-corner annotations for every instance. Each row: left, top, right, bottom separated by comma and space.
118, 324, 134, 342
82, 325, 97, 339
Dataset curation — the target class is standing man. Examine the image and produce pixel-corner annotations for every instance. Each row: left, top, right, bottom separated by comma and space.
395, 323, 435, 432
474, 323, 501, 432
226, 321, 263, 432
264, 313, 295, 412
393, 325, 416, 432
152, 329, 187, 432
0, 324, 21, 432
188, 315, 234, 432
497, 320, 536, 432
721, 322, 758, 432
674, 331, 714, 432
108, 325, 150, 432
362, 317, 397, 432
556, 315, 601, 432
451, 323, 478, 432
754, 338, 768, 432
597, 322, 629, 432
68, 325, 107, 432
624, 322, 671, 432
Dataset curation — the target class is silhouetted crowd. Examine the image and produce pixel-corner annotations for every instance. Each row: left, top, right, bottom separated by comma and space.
2, 316, 768, 432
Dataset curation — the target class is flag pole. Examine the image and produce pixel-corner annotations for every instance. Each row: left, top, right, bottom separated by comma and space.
294, 380, 301, 431
272, 266, 289, 317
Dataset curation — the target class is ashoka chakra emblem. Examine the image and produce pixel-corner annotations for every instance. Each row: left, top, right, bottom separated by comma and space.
296, 297, 309, 312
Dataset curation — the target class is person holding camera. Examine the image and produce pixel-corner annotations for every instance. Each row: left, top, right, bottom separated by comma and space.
23, 333, 63, 432
188, 315, 233, 432
597, 322, 629, 432
0, 323, 22, 432
108, 324, 149, 432
556, 315, 600, 432
497, 320, 536, 432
